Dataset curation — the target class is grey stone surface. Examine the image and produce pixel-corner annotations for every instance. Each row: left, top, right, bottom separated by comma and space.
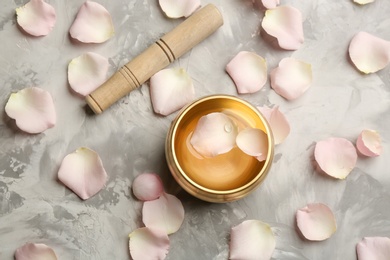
1, 0, 390, 259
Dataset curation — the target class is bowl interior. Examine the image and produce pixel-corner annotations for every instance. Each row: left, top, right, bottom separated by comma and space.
172, 96, 272, 193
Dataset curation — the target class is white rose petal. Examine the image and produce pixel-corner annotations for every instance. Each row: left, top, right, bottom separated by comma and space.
296, 203, 337, 241
150, 68, 195, 116
270, 57, 312, 100
58, 147, 108, 200
261, 5, 304, 50
69, 1, 115, 43
349, 32, 390, 74
314, 137, 357, 179
142, 193, 185, 235
190, 112, 238, 157
230, 220, 276, 260
5, 87, 56, 134
159, 0, 201, 18
129, 227, 170, 260
16, 0, 56, 36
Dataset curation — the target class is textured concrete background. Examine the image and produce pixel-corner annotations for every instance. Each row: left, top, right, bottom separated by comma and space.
1, 0, 390, 259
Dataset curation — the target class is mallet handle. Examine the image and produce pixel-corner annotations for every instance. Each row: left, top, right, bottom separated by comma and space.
86, 4, 223, 114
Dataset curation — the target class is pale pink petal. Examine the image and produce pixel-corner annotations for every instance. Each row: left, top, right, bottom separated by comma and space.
261, 5, 304, 50
356, 129, 383, 157
68, 52, 109, 96
5, 87, 56, 134
142, 193, 185, 235
15, 243, 57, 260
236, 128, 268, 162
129, 227, 170, 260
262, 0, 280, 9
190, 112, 238, 157
230, 220, 275, 260
349, 32, 390, 74
132, 173, 164, 201
159, 0, 201, 18
16, 0, 56, 37
296, 203, 337, 241
314, 137, 357, 179
69, 1, 114, 43
257, 106, 290, 145
150, 68, 195, 116
270, 57, 312, 100
357, 237, 390, 260
226, 51, 268, 94
58, 147, 107, 200
354, 0, 375, 5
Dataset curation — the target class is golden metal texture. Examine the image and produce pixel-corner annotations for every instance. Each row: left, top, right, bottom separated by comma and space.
166, 95, 274, 203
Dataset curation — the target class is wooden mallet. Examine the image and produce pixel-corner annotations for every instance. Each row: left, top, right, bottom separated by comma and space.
86, 4, 224, 114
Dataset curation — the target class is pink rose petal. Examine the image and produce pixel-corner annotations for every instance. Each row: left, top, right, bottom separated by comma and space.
314, 137, 357, 179
270, 57, 312, 100
16, 0, 56, 37
5, 87, 56, 134
150, 68, 195, 116
357, 237, 390, 260
230, 220, 276, 260
356, 129, 383, 157
15, 243, 57, 260
142, 193, 185, 235
132, 173, 164, 201
129, 227, 170, 260
68, 52, 109, 96
58, 147, 108, 200
159, 0, 201, 18
69, 1, 114, 43
354, 0, 375, 5
296, 203, 337, 241
236, 128, 269, 162
261, 5, 304, 50
262, 0, 280, 9
226, 51, 268, 94
349, 32, 390, 74
190, 112, 238, 157
257, 106, 290, 145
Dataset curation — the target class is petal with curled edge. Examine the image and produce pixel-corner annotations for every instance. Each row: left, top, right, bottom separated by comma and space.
271, 57, 312, 100
262, 0, 280, 9
15, 243, 57, 260
349, 32, 390, 74
5, 87, 56, 134
226, 51, 268, 94
356, 129, 382, 157
132, 173, 164, 201
354, 0, 375, 5
296, 203, 337, 241
236, 128, 268, 162
159, 0, 201, 18
261, 5, 304, 50
357, 237, 390, 260
69, 1, 114, 43
142, 193, 185, 235
16, 0, 56, 37
68, 52, 109, 96
190, 112, 238, 157
257, 106, 290, 145
230, 220, 276, 260
58, 147, 107, 200
314, 137, 357, 179
150, 68, 195, 116
129, 227, 170, 260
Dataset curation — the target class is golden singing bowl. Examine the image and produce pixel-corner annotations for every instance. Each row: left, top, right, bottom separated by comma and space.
165, 95, 274, 203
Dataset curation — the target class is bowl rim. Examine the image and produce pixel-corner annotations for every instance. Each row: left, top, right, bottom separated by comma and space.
168, 94, 274, 196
